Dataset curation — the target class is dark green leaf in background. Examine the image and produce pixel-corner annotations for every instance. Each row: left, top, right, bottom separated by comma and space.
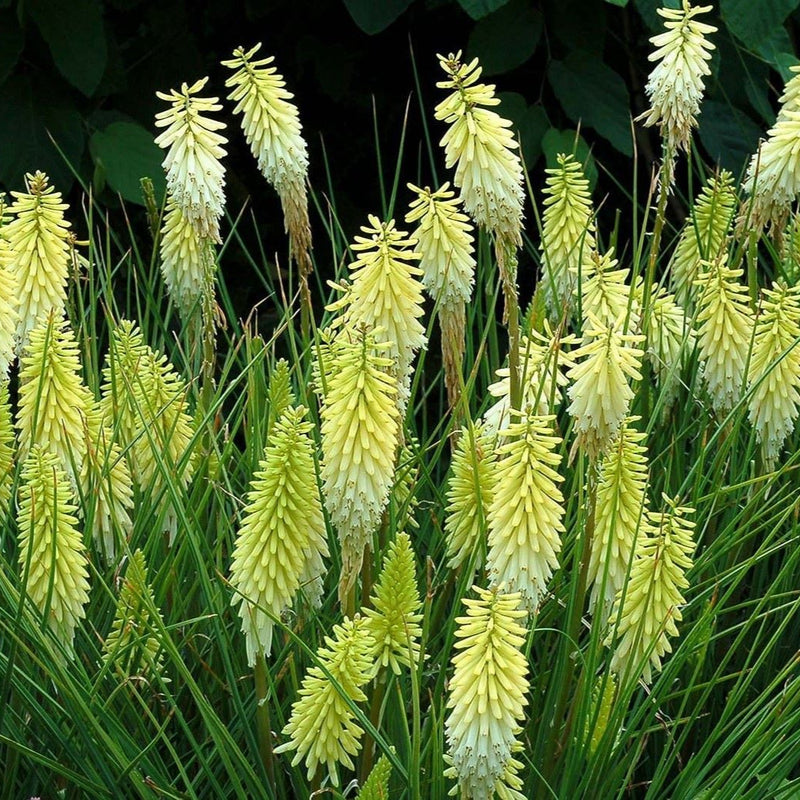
752, 25, 798, 80
497, 92, 550, 167
456, 0, 511, 21
0, 11, 24, 86
342, 0, 414, 34
89, 122, 166, 205
698, 100, 763, 175
604, 0, 629, 6
633, 0, 680, 31
548, 51, 633, 156
541, 128, 598, 190
550, 0, 607, 56
721, 0, 800, 48
0, 76, 84, 192
26, 0, 107, 97
467, 0, 542, 75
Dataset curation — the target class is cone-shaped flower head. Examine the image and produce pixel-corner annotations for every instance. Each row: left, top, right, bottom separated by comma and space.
435, 52, 524, 245
646, 288, 696, 412
266, 357, 295, 435
230, 405, 328, 665
100, 320, 196, 541
588, 417, 651, 621
356, 754, 392, 800
484, 324, 576, 435
606, 495, 694, 685
154, 77, 227, 242
319, 326, 400, 601
539, 153, 597, 317
159, 196, 217, 322
444, 586, 530, 800
567, 315, 645, 458
747, 283, 800, 468
0, 383, 15, 517
0, 196, 19, 376
583, 674, 617, 756
275, 616, 375, 784
580, 249, 641, 332
638, 1, 716, 156
16, 315, 94, 490
5, 172, 71, 354
486, 412, 565, 612
103, 549, 167, 684
17, 446, 90, 656
363, 532, 423, 675
695, 260, 754, 415
329, 216, 426, 407
445, 423, 496, 572
405, 182, 476, 309
668, 171, 736, 307
742, 67, 800, 234
223, 43, 312, 274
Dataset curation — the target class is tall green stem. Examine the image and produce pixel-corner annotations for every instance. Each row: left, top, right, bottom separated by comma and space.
254, 655, 276, 786
497, 237, 522, 412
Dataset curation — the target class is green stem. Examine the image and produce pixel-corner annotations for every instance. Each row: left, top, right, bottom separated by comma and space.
497, 237, 522, 412
254, 656, 276, 787
360, 676, 386, 785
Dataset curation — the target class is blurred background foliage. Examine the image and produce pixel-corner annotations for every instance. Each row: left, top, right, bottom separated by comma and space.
1, 0, 798, 298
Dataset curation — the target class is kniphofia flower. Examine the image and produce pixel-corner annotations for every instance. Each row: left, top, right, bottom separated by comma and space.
0, 383, 14, 517
486, 412, 565, 612
154, 78, 227, 242
0, 196, 19, 376
275, 616, 375, 784
580, 249, 641, 332
606, 495, 694, 685
4, 172, 71, 354
223, 43, 312, 276
229, 405, 328, 665
747, 283, 800, 468
435, 52, 524, 245
444, 586, 529, 800
18, 446, 90, 657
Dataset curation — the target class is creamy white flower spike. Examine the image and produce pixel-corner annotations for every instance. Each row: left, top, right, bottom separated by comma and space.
155, 77, 227, 243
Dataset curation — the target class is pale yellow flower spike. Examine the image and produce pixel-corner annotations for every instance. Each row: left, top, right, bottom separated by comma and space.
0, 195, 19, 376
444, 423, 496, 573
159, 196, 217, 323
444, 586, 530, 800
319, 327, 400, 604
155, 78, 227, 243
747, 283, 800, 469
275, 616, 375, 785
606, 495, 694, 686
5, 172, 71, 355
329, 216, 427, 411
363, 532, 423, 676
101, 320, 196, 542
484, 324, 577, 435
638, 1, 716, 163
742, 66, 800, 235
0, 383, 15, 517
435, 52, 524, 245
588, 417, 651, 623
567, 315, 645, 459
695, 260, 754, 416
229, 405, 328, 666
539, 153, 597, 318
668, 171, 736, 308
18, 446, 90, 658
580, 248, 641, 332
486, 412, 565, 612
223, 43, 313, 276
406, 182, 476, 409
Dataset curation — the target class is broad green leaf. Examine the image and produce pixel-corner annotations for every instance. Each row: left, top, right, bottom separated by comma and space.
457, 0, 511, 20
753, 26, 797, 80
0, 75, 84, 191
497, 92, 549, 167
89, 122, 166, 206
341, 0, 413, 34
541, 128, 598, 190
604, 0, 629, 5
26, 0, 107, 97
697, 100, 763, 174
548, 52, 633, 156
550, 0, 607, 55
468, 0, 542, 75
721, 0, 800, 48
0, 11, 23, 85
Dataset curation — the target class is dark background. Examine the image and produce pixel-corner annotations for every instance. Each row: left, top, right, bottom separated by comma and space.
1, 0, 797, 312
